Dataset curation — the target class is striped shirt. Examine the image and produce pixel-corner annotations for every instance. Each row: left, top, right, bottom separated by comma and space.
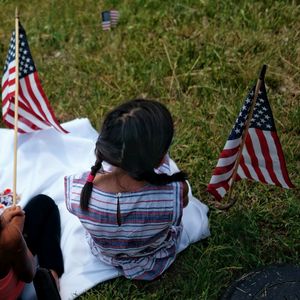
64, 163, 184, 280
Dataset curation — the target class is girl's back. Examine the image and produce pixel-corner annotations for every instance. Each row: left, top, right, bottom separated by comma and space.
65, 159, 186, 280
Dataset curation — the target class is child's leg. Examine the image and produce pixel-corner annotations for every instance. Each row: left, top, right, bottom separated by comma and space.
23, 194, 64, 278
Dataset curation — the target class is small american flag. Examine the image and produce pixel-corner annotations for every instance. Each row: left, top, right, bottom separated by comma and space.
101, 10, 119, 30
1, 23, 67, 133
207, 79, 294, 200
110, 10, 120, 27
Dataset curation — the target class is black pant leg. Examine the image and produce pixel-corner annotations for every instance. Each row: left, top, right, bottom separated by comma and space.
23, 194, 64, 277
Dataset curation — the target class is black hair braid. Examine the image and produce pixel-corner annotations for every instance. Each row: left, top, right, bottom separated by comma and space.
138, 169, 188, 186
80, 160, 103, 210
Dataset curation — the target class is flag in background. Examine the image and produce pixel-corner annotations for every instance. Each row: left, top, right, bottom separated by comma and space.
101, 11, 111, 30
101, 10, 119, 30
1, 23, 68, 133
207, 80, 294, 200
110, 10, 120, 27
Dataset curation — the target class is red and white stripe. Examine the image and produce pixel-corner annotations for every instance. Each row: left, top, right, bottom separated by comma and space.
207, 128, 294, 200
102, 21, 111, 31
2, 60, 67, 133
110, 10, 119, 27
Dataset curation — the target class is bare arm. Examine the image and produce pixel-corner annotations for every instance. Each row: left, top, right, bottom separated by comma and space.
10, 226, 35, 283
182, 181, 189, 208
0, 206, 35, 283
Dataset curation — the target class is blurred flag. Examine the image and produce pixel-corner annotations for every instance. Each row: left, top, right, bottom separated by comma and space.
101, 11, 111, 30
207, 80, 294, 200
110, 10, 120, 27
1, 23, 68, 133
101, 10, 119, 30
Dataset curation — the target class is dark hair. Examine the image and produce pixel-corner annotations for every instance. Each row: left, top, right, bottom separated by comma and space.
80, 99, 187, 210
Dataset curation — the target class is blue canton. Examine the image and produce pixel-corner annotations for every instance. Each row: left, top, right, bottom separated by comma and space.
3, 24, 36, 79
228, 82, 276, 140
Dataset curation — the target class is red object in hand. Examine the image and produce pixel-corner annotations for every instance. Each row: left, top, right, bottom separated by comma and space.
3, 189, 12, 195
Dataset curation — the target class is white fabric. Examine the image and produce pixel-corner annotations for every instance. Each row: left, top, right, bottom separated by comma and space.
0, 118, 210, 300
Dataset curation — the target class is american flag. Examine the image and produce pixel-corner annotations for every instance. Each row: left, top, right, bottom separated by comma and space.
1, 23, 68, 133
101, 10, 119, 30
110, 10, 120, 27
207, 80, 294, 200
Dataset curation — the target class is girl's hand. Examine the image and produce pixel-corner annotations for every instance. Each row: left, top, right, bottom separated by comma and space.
0, 206, 26, 252
0, 206, 25, 231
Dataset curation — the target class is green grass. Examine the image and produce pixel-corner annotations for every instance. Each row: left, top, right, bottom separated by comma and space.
1, 0, 300, 299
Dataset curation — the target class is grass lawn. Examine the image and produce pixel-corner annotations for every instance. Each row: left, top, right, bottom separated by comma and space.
0, 0, 299, 299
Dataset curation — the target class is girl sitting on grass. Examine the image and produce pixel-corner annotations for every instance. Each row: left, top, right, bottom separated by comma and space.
0, 195, 64, 299
65, 99, 189, 280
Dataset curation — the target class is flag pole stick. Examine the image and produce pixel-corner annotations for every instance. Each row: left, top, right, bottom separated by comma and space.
13, 7, 20, 205
216, 65, 267, 210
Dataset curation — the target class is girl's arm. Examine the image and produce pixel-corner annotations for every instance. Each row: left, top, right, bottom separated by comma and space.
9, 223, 35, 283
0, 207, 35, 283
182, 181, 189, 208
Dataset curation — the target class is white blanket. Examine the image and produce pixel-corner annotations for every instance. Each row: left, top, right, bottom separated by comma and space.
0, 118, 210, 300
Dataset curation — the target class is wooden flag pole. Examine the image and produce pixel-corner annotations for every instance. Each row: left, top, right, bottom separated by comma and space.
216, 65, 267, 210
13, 7, 20, 205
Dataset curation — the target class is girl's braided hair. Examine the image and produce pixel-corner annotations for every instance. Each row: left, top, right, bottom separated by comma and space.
80, 99, 187, 210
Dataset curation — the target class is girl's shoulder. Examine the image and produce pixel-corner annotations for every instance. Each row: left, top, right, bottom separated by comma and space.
64, 171, 90, 194
64, 172, 89, 211
64, 172, 89, 185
